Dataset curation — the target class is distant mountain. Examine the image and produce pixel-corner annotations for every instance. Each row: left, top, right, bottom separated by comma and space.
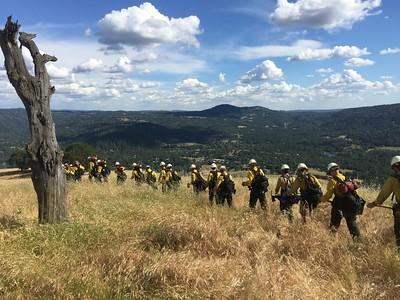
180, 104, 264, 118
1, 103, 399, 184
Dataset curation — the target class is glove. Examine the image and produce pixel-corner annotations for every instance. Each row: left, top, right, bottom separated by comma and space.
187, 183, 191, 188
241, 181, 247, 186
233, 189, 236, 194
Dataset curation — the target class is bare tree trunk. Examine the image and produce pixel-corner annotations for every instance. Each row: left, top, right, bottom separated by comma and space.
0, 17, 68, 224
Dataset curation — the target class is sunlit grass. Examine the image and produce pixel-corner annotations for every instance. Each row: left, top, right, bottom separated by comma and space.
0, 170, 399, 299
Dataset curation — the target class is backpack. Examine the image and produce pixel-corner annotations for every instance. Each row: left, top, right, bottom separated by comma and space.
219, 174, 235, 194
147, 172, 156, 183
333, 176, 365, 215
302, 174, 322, 196
171, 171, 181, 183
333, 176, 359, 197
194, 172, 207, 191
102, 166, 111, 177
208, 171, 218, 189
251, 170, 269, 192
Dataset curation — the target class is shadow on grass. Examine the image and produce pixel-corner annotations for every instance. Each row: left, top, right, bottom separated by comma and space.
0, 215, 24, 229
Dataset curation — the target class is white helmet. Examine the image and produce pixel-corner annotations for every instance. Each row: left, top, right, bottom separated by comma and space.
190, 164, 196, 169
115, 162, 120, 166
167, 163, 172, 168
220, 165, 226, 171
297, 163, 308, 170
327, 162, 339, 172
391, 156, 400, 167
249, 159, 257, 165
211, 163, 217, 169
160, 161, 166, 167
281, 164, 290, 170
132, 162, 137, 167
97, 159, 101, 163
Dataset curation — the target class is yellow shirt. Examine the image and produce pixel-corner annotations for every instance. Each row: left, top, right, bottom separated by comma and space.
69, 166, 77, 175
132, 169, 143, 180
146, 170, 157, 181
275, 175, 295, 194
320, 173, 346, 202
207, 171, 220, 184
243, 166, 264, 187
191, 170, 205, 184
216, 172, 234, 190
376, 175, 400, 205
166, 170, 175, 182
158, 168, 167, 183
290, 173, 321, 194
96, 165, 103, 174
115, 166, 125, 175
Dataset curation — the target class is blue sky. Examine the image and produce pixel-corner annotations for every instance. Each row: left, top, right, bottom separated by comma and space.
0, 0, 399, 110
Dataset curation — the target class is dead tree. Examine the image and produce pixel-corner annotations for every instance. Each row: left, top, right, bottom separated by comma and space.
0, 17, 68, 224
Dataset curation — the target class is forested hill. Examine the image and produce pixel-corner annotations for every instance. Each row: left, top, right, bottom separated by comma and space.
1, 103, 399, 184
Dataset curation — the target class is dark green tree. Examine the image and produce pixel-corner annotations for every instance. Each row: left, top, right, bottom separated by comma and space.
8, 148, 31, 171
63, 143, 97, 163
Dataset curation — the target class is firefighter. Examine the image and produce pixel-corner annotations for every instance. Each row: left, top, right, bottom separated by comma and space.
215, 166, 235, 207
88, 156, 97, 182
94, 159, 103, 182
73, 161, 85, 181
115, 162, 127, 185
289, 163, 322, 223
188, 164, 207, 194
158, 162, 168, 193
321, 163, 361, 239
64, 163, 73, 181
100, 160, 110, 182
273, 164, 297, 222
367, 156, 400, 250
207, 163, 220, 205
166, 163, 181, 190
241, 159, 269, 210
145, 165, 157, 189
131, 163, 145, 184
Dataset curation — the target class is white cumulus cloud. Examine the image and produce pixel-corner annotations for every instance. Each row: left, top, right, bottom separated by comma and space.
270, 0, 382, 30
234, 39, 322, 60
175, 78, 209, 91
240, 60, 283, 83
380, 48, 400, 55
344, 57, 375, 67
97, 2, 201, 48
104, 56, 133, 73
73, 58, 104, 73
46, 64, 71, 79
289, 45, 369, 61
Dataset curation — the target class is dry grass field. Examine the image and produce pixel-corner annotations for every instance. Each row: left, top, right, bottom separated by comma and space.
0, 169, 399, 299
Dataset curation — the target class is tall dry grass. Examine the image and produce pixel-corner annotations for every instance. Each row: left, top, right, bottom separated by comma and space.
0, 170, 399, 299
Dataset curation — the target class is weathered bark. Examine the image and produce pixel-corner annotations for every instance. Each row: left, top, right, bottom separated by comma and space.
0, 17, 68, 224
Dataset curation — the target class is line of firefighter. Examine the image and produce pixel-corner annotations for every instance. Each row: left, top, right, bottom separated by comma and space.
189, 157, 400, 249
64, 156, 183, 192
64, 156, 400, 250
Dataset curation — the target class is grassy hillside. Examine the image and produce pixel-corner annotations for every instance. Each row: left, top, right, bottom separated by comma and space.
1, 171, 399, 299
